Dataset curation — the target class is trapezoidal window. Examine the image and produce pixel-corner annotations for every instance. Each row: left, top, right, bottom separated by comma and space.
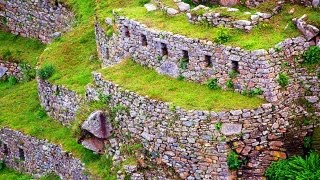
231, 61, 239, 73
141, 34, 148, 46
205, 55, 212, 68
124, 26, 130, 37
19, 148, 25, 161
3, 143, 8, 155
161, 43, 168, 56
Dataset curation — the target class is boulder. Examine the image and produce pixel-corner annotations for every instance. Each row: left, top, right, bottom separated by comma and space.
293, 15, 320, 41
305, 96, 319, 104
157, 61, 179, 77
234, 20, 252, 26
312, 0, 320, 8
51, 32, 61, 39
221, 123, 242, 136
81, 138, 105, 153
177, 2, 190, 12
167, 8, 179, 16
256, 12, 272, 19
0, 66, 8, 78
81, 110, 112, 139
144, 3, 157, 12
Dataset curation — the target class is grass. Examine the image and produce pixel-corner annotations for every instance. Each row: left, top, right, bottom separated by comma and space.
114, 4, 319, 50
0, 168, 31, 180
0, 80, 116, 179
39, 22, 100, 94
0, 31, 45, 66
99, 59, 265, 111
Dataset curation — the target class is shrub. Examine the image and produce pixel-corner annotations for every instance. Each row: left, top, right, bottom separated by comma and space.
8, 76, 18, 86
227, 151, 242, 170
207, 78, 220, 90
302, 46, 320, 65
215, 121, 222, 130
177, 75, 185, 81
106, 28, 114, 38
266, 152, 320, 180
248, 88, 263, 97
226, 80, 234, 89
21, 63, 36, 82
38, 64, 55, 80
304, 136, 312, 149
99, 93, 111, 104
277, 73, 289, 88
228, 70, 238, 79
215, 29, 232, 44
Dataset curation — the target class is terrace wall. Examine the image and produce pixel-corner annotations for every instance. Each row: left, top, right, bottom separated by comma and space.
0, 60, 23, 80
0, 0, 74, 43
95, 15, 311, 103
37, 78, 83, 125
86, 72, 292, 179
0, 128, 88, 179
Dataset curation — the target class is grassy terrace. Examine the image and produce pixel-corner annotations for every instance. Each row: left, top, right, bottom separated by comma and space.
115, 4, 320, 50
99, 60, 265, 111
0, 31, 45, 66
0, 80, 115, 179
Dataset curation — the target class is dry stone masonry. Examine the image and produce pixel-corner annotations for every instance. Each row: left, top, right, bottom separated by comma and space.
0, 128, 88, 179
0, 60, 23, 80
0, 0, 74, 43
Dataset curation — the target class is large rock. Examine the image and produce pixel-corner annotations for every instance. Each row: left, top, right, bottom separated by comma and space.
293, 15, 320, 41
167, 8, 179, 16
157, 61, 179, 77
221, 123, 242, 136
312, 0, 319, 8
220, 0, 240, 7
0, 66, 8, 78
144, 3, 157, 12
177, 2, 190, 12
81, 137, 105, 153
81, 110, 112, 139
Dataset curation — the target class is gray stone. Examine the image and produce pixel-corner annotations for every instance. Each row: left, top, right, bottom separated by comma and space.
105, 18, 113, 25
177, 2, 190, 12
0, 66, 8, 78
141, 132, 154, 141
251, 15, 259, 21
234, 20, 252, 26
305, 96, 319, 103
312, 0, 320, 7
81, 137, 105, 153
51, 32, 61, 39
221, 123, 242, 136
294, 15, 320, 41
157, 61, 179, 77
81, 110, 112, 139
257, 12, 272, 19
167, 8, 179, 15
144, 3, 157, 12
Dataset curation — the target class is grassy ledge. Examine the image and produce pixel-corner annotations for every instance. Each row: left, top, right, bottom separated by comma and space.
115, 4, 319, 50
98, 59, 265, 111
0, 31, 45, 66
0, 81, 115, 179
0, 168, 32, 180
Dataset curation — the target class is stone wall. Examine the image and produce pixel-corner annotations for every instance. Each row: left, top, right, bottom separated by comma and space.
95, 15, 312, 103
0, 60, 23, 80
0, 128, 88, 179
37, 78, 82, 125
0, 0, 74, 43
86, 72, 293, 179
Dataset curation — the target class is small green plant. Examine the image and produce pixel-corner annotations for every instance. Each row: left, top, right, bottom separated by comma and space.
227, 151, 242, 170
99, 93, 111, 104
156, 55, 162, 61
2, 49, 13, 61
179, 58, 189, 70
248, 88, 263, 97
8, 76, 18, 86
36, 107, 47, 120
215, 29, 232, 44
20, 63, 36, 82
304, 136, 312, 149
207, 78, 220, 90
274, 46, 282, 52
177, 75, 185, 81
106, 28, 114, 38
226, 80, 234, 89
0, 160, 4, 170
215, 121, 222, 130
38, 64, 55, 80
228, 70, 238, 79
302, 46, 320, 65
277, 73, 289, 88
138, 0, 150, 6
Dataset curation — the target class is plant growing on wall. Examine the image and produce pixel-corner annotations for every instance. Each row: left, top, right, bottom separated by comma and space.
179, 58, 189, 70
207, 78, 220, 90
302, 46, 320, 65
38, 64, 55, 80
226, 80, 234, 89
227, 150, 242, 170
277, 73, 289, 88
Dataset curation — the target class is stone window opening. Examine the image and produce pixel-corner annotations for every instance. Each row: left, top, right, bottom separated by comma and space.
231, 60, 239, 73
124, 26, 130, 37
141, 34, 148, 46
182, 50, 189, 60
3, 143, 8, 155
161, 43, 168, 57
106, 48, 110, 59
205, 55, 212, 68
19, 148, 25, 161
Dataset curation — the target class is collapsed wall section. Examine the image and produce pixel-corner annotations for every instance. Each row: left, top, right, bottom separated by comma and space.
0, 60, 24, 80
0, 128, 88, 179
0, 0, 74, 43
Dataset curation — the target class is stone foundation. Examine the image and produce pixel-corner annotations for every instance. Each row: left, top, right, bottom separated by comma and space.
0, 128, 88, 179
0, 60, 23, 80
